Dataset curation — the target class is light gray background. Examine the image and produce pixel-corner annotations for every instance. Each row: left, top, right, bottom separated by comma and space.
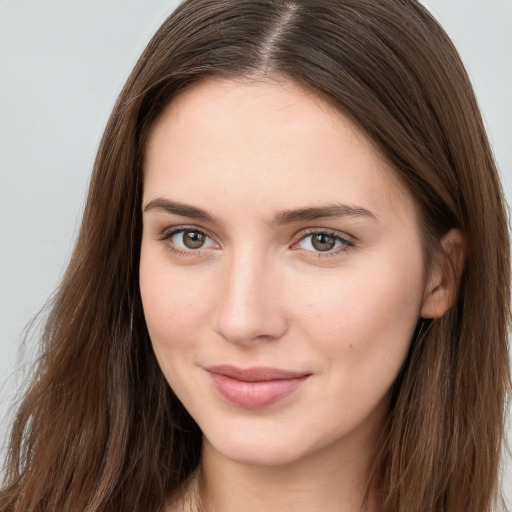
1, 0, 511, 505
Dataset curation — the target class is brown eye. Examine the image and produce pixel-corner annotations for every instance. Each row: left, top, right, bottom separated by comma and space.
295, 231, 353, 254
311, 233, 336, 251
182, 230, 206, 249
161, 227, 218, 254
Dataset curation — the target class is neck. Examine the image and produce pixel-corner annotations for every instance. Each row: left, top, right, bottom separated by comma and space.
196, 435, 378, 512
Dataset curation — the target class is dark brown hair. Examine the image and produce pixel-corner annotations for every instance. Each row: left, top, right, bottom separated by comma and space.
1, 1, 510, 511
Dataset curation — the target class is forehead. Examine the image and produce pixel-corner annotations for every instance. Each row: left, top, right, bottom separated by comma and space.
143, 77, 417, 226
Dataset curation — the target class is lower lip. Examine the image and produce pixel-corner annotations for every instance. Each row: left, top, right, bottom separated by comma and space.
207, 372, 309, 409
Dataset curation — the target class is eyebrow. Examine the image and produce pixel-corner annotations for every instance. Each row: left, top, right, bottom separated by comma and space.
271, 204, 377, 225
143, 197, 377, 225
143, 198, 219, 223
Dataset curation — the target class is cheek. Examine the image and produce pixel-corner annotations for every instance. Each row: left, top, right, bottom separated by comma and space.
293, 255, 425, 371
139, 252, 214, 354
139, 259, 218, 404
290, 260, 425, 435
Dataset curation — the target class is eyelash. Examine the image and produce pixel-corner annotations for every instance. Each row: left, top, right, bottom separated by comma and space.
158, 225, 218, 257
293, 229, 355, 257
157, 226, 355, 258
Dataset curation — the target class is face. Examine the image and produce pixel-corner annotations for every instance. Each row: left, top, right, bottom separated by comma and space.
140, 77, 429, 467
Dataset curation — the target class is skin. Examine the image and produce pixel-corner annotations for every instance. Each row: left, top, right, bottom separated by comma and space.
140, 77, 458, 512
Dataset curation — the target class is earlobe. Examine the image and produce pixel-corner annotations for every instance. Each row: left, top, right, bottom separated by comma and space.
420, 229, 466, 319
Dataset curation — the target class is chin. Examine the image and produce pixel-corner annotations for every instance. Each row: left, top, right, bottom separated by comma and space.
202, 421, 311, 467
208, 438, 305, 467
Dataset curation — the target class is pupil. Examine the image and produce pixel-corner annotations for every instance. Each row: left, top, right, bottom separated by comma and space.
312, 233, 335, 251
183, 231, 205, 249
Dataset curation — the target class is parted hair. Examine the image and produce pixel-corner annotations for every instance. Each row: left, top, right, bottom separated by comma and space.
1, 1, 510, 511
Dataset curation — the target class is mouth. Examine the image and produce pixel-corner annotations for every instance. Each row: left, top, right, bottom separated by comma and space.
205, 365, 311, 409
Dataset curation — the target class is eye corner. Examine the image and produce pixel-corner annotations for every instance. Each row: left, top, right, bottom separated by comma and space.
291, 228, 355, 256
156, 225, 220, 257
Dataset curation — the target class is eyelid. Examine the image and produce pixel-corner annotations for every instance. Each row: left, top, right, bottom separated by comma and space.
157, 225, 220, 255
155, 225, 355, 258
158, 224, 212, 240
291, 228, 355, 254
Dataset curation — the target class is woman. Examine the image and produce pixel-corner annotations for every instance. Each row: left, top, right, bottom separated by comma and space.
1, 1, 510, 511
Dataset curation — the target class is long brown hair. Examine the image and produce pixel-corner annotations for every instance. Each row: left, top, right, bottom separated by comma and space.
1, 1, 510, 511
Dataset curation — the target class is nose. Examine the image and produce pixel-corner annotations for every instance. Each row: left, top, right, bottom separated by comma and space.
213, 251, 289, 345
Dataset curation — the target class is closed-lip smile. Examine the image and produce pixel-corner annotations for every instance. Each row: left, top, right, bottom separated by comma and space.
205, 365, 311, 409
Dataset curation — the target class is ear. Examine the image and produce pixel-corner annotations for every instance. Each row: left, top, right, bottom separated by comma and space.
420, 229, 466, 319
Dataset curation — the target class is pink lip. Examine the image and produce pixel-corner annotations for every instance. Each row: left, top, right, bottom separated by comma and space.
205, 365, 311, 409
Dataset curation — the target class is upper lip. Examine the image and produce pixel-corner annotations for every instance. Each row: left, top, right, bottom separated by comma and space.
205, 365, 311, 382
